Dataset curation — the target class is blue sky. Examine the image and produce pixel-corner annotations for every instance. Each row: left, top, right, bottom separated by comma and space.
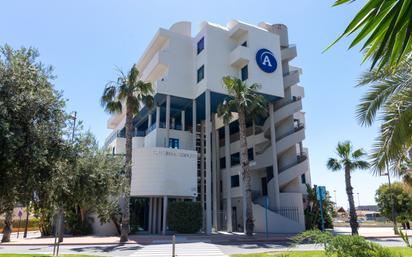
1, 0, 392, 208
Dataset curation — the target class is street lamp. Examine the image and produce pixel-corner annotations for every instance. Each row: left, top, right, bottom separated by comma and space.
382, 165, 399, 235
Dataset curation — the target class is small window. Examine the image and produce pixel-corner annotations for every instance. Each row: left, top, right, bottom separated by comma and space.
241, 41, 247, 47
197, 37, 204, 55
220, 157, 226, 169
248, 148, 254, 161
241, 65, 248, 81
197, 65, 204, 83
230, 152, 240, 166
301, 174, 306, 184
231, 175, 240, 188
168, 138, 179, 149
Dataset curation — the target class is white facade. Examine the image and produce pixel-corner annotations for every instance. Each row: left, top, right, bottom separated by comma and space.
104, 20, 311, 235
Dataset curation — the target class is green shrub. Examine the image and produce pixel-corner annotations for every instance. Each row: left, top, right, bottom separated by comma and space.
0, 218, 40, 229
167, 201, 202, 234
293, 230, 398, 257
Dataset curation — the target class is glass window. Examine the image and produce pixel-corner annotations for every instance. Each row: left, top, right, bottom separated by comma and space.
241, 65, 248, 81
241, 41, 247, 47
220, 157, 226, 169
248, 148, 254, 161
301, 174, 306, 184
168, 138, 179, 149
231, 175, 240, 188
197, 37, 204, 55
197, 65, 204, 83
230, 152, 240, 166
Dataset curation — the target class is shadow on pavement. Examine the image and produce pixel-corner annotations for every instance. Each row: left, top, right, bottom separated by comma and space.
69, 244, 142, 253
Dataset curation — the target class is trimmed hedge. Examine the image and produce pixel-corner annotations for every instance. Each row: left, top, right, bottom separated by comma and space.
167, 201, 202, 233
0, 218, 40, 230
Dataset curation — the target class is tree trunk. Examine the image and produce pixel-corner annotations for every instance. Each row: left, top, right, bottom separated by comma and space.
238, 108, 254, 236
120, 96, 133, 242
1, 211, 13, 242
345, 167, 358, 235
23, 206, 29, 238
58, 207, 64, 242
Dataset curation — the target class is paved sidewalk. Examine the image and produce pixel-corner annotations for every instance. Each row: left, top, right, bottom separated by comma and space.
334, 226, 412, 238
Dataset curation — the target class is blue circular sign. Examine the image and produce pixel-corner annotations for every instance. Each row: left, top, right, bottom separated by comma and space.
256, 48, 277, 73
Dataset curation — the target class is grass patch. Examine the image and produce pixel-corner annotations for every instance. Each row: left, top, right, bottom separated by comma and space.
230, 247, 412, 256
0, 253, 106, 257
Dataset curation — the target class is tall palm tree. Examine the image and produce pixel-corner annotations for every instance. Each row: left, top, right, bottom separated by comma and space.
217, 76, 266, 236
356, 57, 412, 173
101, 65, 153, 242
327, 141, 369, 235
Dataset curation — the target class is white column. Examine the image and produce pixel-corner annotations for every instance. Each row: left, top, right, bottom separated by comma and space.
224, 124, 232, 232
166, 95, 171, 146
212, 114, 218, 231
156, 106, 160, 129
162, 196, 168, 235
192, 100, 197, 151
148, 113, 152, 128
269, 103, 280, 209
148, 198, 153, 233
200, 121, 205, 230
181, 110, 185, 131
152, 198, 157, 233
157, 198, 162, 234
205, 90, 212, 235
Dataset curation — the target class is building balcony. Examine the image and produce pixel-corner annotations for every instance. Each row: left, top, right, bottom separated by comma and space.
140, 50, 169, 82
276, 125, 305, 155
283, 70, 300, 88
230, 45, 250, 68
278, 153, 309, 188
281, 44, 297, 62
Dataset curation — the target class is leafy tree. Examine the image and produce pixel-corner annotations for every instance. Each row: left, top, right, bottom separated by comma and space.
328, 0, 412, 70
356, 57, 412, 175
327, 141, 370, 235
304, 184, 334, 230
0, 45, 66, 242
101, 65, 154, 242
217, 76, 267, 236
375, 182, 412, 221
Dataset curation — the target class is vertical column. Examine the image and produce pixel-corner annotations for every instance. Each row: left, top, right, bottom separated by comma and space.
200, 121, 205, 230
162, 196, 168, 235
205, 90, 212, 235
166, 95, 171, 147
181, 110, 185, 131
156, 106, 160, 129
212, 114, 218, 231
224, 124, 232, 232
192, 100, 197, 151
148, 113, 152, 129
152, 198, 157, 233
269, 103, 280, 209
148, 197, 153, 233
215, 116, 221, 230
157, 198, 162, 234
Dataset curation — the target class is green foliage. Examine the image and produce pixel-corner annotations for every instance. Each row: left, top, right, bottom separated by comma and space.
375, 182, 412, 221
293, 230, 396, 257
329, 0, 412, 70
167, 201, 202, 234
399, 229, 411, 248
304, 185, 334, 230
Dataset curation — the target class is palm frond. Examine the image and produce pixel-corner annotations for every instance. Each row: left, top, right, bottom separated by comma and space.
327, 158, 342, 171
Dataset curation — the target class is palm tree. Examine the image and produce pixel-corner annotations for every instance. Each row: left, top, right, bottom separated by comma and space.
327, 0, 412, 70
101, 65, 153, 242
356, 57, 412, 173
217, 76, 266, 236
327, 141, 369, 235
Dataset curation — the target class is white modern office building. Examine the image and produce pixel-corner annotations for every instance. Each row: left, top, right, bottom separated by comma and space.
103, 20, 311, 235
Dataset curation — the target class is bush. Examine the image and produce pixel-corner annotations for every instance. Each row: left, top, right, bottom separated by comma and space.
293, 230, 397, 257
167, 201, 202, 234
0, 218, 40, 230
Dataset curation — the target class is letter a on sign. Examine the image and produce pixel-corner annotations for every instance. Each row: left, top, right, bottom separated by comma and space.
262, 56, 272, 67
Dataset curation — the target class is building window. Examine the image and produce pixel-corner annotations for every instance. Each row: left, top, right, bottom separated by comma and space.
231, 152, 240, 166
301, 174, 306, 184
241, 65, 248, 81
197, 37, 204, 55
248, 148, 254, 161
197, 65, 204, 83
168, 138, 179, 149
220, 157, 226, 169
241, 41, 247, 47
231, 175, 240, 188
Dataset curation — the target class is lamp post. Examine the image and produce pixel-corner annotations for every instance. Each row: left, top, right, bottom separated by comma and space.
333, 190, 337, 207
357, 193, 360, 207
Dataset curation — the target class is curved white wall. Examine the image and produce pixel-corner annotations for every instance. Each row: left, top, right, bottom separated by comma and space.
131, 147, 197, 197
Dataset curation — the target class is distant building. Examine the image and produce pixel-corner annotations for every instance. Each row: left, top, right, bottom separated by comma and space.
356, 205, 379, 212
